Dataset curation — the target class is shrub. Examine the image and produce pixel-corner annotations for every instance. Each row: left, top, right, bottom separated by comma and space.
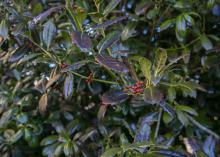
0, 0, 220, 156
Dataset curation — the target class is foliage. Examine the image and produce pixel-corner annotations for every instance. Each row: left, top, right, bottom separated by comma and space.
0, 0, 220, 156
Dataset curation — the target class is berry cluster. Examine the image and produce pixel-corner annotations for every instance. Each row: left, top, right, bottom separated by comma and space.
125, 81, 145, 94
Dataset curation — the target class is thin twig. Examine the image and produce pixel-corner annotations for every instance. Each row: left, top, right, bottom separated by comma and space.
154, 108, 163, 140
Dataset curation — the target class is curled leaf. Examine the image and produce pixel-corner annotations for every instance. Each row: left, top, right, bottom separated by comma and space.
101, 90, 129, 105
71, 31, 92, 52
46, 73, 61, 89
39, 93, 48, 112
96, 54, 129, 73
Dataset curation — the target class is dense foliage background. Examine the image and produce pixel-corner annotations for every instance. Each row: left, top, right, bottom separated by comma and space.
0, 0, 220, 156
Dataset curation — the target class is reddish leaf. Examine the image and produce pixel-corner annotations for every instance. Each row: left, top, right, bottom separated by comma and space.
96, 54, 129, 73
101, 90, 129, 105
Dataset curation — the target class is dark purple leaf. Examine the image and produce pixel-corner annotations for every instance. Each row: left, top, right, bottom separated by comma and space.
93, 16, 127, 29
97, 31, 121, 52
71, 31, 92, 52
96, 54, 129, 73
135, 1, 153, 15
134, 112, 158, 143
61, 61, 87, 73
101, 90, 129, 105
8, 46, 29, 62
152, 149, 186, 157
28, 6, 64, 29
203, 135, 216, 157
63, 74, 74, 100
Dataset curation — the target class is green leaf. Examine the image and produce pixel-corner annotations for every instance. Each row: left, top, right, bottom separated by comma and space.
43, 20, 56, 50
175, 15, 186, 42
177, 111, 189, 126
40, 135, 58, 146
103, 0, 121, 16
160, 19, 175, 31
200, 34, 213, 50
24, 128, 31, 142
0, 20, 8, 40
63, 143, 73, 156
154, 48, 167, 78
168, 87, 176, 102
144, 87, 163, 104
175, 105, 198, 116
139, 57, 152, 82
10, 129, 23, 144
17, 113, 28, 124
63, 73, 74, 100
101, 147, 122, 157
97, 31, 121, 52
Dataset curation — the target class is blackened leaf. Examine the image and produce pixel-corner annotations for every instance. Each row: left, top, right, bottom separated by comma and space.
43, 20, 56, 49
71, 31, 92, 52
200, 34, 213, 51
61, 61, 87, 73
103, 0, 121, 16
144, 87, 163, 104
39, 93, 48, 112
135, 1, 153, 15
96, 54, 129, 73
63, 74, 74, 100
97, 31, 121, 52
101, 90, 129, 105
93, 16, 127, 29
152, 149, 186, 157
203, 135, 216, 157
134, 112, 158, 143
46, 73, 61, 89
101, 147, 122, 157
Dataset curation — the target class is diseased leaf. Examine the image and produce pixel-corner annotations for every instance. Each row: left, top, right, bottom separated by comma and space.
71, 31, 92, 52
203, 135, 216, 157
103, 0, 121, 16
97, 31, 121, 52
43, 20, 56, 49
46, 73, 61, 89
96, 54, 129, 73
102, 90, 129, 105
63, 73, 74, 100
39, 93, 48, 112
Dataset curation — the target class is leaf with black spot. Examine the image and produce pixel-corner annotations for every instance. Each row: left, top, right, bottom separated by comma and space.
101, 90, 129, 105
96, 54, 129, 73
